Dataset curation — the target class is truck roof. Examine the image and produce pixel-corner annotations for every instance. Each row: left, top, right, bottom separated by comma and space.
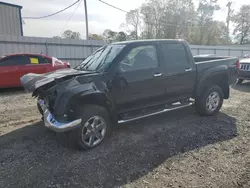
111, 39, 185, 45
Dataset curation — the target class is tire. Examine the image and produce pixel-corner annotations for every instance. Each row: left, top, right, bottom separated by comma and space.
195, 85, 224, 116
37, 102, 43, 115
237, 78, 243, 84
37, 101, 45, 122
68, 104, 111, 150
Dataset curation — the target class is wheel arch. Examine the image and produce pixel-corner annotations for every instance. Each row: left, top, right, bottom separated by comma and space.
195, 66, 230, 99
69, 92, 117, 123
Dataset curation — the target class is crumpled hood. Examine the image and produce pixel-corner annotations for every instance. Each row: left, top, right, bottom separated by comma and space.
20, 68, 96, 92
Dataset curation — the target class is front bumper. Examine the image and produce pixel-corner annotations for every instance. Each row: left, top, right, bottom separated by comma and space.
39, 100, 82, 132
238, 70, 250, 80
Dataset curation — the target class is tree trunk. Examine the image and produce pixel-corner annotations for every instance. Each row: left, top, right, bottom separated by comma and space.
240, 36, 244, 44
199, 28, 204, 45
240, 31, 245, 44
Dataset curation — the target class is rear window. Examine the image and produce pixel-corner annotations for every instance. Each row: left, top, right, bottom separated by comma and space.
28, 56, 49, 64
160, 43, 189, 68
120, 45, 158, 71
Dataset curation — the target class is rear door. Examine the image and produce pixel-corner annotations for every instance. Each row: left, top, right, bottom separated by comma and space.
112, 43, 166, 110
159, 42, 196, 100
0, 55, 29, 87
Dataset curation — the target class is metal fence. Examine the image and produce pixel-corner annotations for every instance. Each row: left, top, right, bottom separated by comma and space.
0, 35, 105, 67
1, 35, 250, 67
190, 45, 250, 57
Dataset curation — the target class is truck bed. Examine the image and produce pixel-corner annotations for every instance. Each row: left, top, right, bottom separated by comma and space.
194, 56, 235, 63
194, 56, 239, 86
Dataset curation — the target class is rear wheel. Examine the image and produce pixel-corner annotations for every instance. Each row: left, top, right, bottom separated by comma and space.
195, 85, 224, 116
69, 105, 111, 150
237, 78, 243, 84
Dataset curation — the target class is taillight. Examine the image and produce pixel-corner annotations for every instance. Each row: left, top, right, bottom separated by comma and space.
66, 62, 70, 68
236, 61, 240, 69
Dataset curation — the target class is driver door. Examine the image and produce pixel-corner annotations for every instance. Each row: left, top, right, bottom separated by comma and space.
112, 43, 166, 111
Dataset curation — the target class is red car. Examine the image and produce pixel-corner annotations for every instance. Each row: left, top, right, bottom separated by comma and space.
0, 53, 70, 88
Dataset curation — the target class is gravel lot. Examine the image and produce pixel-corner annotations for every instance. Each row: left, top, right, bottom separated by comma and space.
0, 83, 250, 188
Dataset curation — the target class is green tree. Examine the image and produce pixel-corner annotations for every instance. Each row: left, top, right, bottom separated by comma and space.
88, 34, 103, 40
232, 5, 250, 44
140, 0, 165, 39
206, 21, 230, 45
102, 29, 117, 41
62, 30, 81, 39
196, 0, 220, 44
53, 36, 61, 39
124, 9, 141, 39
116, 32, 127, 41
140, 0, 195, 40
163, 0, 196, 40
140, 3, 155, 39
119, 0, 234, 45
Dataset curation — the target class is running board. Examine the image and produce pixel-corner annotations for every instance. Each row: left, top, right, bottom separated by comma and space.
118, 102, 194, 124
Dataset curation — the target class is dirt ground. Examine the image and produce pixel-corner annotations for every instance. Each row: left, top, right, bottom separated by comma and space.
1, 83, 250, 188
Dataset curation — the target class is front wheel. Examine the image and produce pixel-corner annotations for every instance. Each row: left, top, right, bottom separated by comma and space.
69, 104, 111, 150
195, 85, 224, 116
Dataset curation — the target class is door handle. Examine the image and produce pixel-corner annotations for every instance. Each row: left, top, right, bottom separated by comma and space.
185, 68, 192, 72
154, 73, 162, 77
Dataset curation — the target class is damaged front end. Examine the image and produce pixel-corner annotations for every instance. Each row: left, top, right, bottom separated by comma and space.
21, 69, 99, 132
38, 99, 82, 132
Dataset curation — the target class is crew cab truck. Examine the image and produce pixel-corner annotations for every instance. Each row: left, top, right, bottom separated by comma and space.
21, 39, 239, 150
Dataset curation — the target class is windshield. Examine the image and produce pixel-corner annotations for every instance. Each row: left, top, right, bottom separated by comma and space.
75, 44, 125, 71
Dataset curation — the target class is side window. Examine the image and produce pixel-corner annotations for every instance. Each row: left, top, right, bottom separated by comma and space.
161, 43, 189, 68
120, 45, 158, 72
28, 56, 49, 65
38, 57, 49, 64
0, 56, 29, 66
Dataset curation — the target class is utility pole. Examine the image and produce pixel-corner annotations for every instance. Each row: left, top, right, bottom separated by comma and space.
226, 1, 233, 40
84, 0, 89, 39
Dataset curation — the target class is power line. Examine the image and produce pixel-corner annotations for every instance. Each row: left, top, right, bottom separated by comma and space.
98, 0, 208, 28
99, 0, 128, 13
60, 0, 83, 36
23, 0, 80, 19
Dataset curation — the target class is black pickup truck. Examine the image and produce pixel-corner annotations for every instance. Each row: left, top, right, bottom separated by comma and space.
21, 39, 239, 150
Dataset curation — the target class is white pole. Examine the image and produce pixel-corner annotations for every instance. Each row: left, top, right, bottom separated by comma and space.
84, 0, 89, 39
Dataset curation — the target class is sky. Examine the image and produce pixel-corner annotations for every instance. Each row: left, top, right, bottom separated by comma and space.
4, 0, 247, 39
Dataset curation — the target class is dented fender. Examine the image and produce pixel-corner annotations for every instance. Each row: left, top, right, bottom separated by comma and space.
20, 68, 114, 121
51, 80, 114, 121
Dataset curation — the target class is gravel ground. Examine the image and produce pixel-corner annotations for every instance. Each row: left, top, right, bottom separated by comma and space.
0, 84, 250, 188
